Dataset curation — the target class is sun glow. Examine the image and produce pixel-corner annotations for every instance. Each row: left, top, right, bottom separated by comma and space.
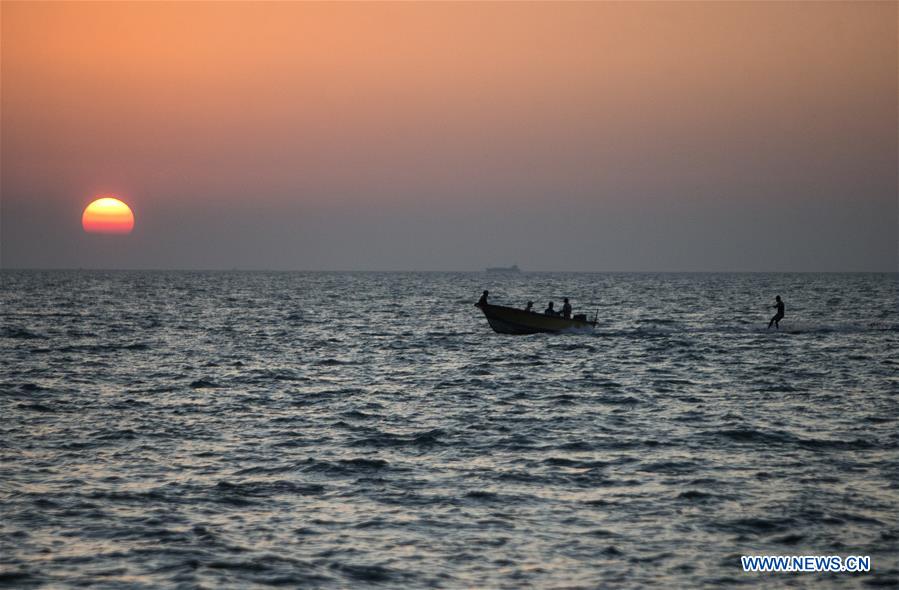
82, 196, 135, 234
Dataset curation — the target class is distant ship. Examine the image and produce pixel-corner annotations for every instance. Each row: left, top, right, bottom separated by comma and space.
485, 264, 520, 273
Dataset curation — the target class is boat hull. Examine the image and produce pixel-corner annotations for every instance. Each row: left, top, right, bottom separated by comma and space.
476, 303, 595, 334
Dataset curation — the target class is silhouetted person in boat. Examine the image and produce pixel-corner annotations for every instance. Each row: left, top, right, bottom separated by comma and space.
477, 290, 489, 307
544, 302, 559, 316
768, 295, 785, 330
561, 298, 572, 319
524, 301, 534, 313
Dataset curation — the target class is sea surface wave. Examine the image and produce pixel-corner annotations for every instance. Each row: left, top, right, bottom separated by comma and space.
1, 271, 897, 588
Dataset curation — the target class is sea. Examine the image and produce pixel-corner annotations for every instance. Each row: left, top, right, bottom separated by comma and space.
1, 270, 897, 588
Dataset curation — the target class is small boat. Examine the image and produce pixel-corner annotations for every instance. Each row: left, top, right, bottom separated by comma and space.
486, 264, 520, 273
476, 302, 597, 334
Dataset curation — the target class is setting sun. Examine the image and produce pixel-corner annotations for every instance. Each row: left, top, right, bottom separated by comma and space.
82, 196, 135, 234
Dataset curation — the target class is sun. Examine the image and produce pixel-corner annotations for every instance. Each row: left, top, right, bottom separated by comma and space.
82, 196, 135, 234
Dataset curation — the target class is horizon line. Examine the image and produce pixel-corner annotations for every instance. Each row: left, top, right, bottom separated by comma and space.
1, 267, 897, 274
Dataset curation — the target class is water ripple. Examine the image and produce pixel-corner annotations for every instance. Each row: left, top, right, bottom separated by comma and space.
1, 270, 897, 588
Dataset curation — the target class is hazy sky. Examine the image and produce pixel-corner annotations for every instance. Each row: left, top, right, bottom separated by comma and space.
1, 1, 896, 271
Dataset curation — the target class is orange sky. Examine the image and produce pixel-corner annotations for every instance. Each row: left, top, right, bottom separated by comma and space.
1, 1, 896, 270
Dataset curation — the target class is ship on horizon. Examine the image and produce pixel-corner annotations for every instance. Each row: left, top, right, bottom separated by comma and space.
485, 264, 521, 273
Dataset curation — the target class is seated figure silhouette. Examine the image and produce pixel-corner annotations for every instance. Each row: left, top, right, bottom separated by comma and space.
544, 302, 559, 317
477, 290, 489, 307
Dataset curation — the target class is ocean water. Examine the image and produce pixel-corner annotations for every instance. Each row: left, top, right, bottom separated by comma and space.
1, 270, 897, 588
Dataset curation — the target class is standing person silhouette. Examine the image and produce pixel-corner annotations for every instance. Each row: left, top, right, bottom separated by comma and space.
561, 298, 572, 319
768, 295, 785, 330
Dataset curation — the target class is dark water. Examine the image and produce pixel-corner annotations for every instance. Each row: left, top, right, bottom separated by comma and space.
2, 271, 897, 588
